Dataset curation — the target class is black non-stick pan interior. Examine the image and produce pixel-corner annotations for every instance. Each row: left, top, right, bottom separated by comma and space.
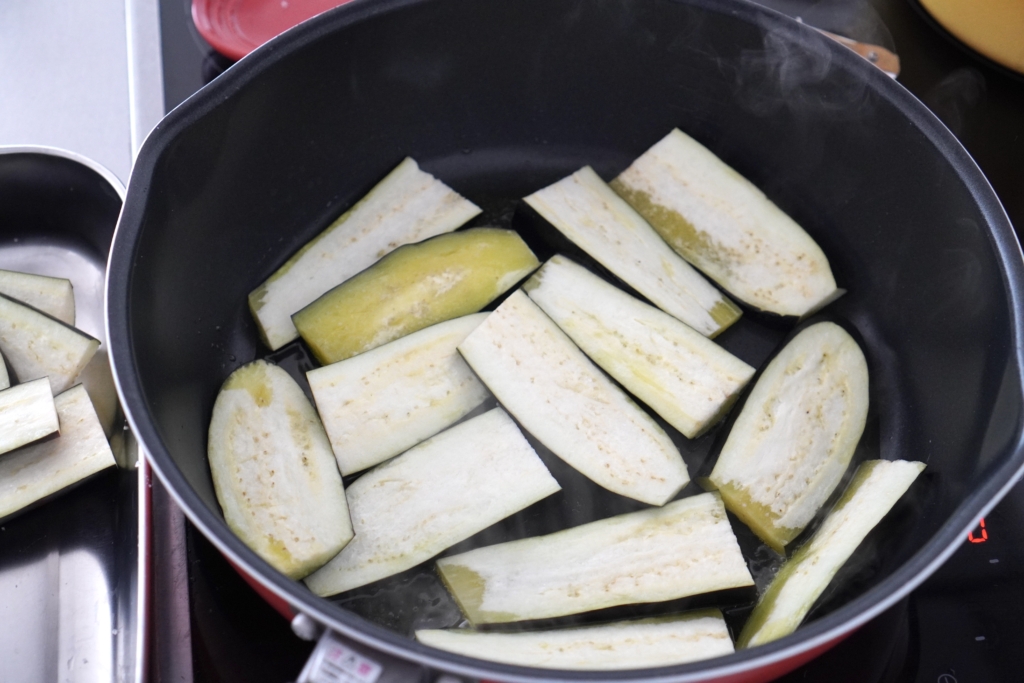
108, 0, 1024, 678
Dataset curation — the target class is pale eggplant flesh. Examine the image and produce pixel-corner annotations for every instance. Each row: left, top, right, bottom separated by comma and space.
706, 321, 870, 552
77, 349, 121, 438
0, 292, 99, 394
304, 408, 560, 596
436, 491, 754, 625
293, 228, 540, 364
611, 128, 839, 317
0, 268, 75, 325
208, 360, 353, 580
738, 459, 925, 648
0, 385, 115, 521
249, 157, 482, 351
415, 609, 734, 670
524, 255, 755, 439
457, 289, 689, 506
523, 166, 741, 338
307, 313, 491, 475
0, 377, 59, 456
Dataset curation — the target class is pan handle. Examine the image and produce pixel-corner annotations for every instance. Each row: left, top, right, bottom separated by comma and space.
815, 28, 901, 78
292, 615, 434, 683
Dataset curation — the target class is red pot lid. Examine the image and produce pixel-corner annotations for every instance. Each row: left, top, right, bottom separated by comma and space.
193, 0, 355, 61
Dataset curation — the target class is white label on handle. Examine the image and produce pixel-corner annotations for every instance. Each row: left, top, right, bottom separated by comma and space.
298, 632, 383, 683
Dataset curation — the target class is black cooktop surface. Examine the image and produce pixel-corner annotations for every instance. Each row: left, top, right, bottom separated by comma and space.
155, 0, 1024, 681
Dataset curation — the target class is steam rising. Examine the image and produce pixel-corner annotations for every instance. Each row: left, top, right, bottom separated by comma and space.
733, 25, 871, 119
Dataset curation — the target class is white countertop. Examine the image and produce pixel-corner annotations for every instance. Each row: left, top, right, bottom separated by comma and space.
0, 0, 164, 183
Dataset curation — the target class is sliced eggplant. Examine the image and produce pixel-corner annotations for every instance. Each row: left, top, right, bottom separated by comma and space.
249, 157, 482, 350
307, 313, 491, 475
524, 255, 755, 438
523, 166, 741, 338
208, 360, 353, 580
610, 128, 839, 317
78, 349, 120, 438
738, 459, 925, 648
304, 408, 560, 596
0, 385, 115, 521
415, 609, 734, 670
0, 292, 99, 393
0, 268, 75, 325
436, 491, 754, 625
706, 322, 869, 552
458, 290, 688, 506
0, 378, 59, 456
293, 228, 540, 364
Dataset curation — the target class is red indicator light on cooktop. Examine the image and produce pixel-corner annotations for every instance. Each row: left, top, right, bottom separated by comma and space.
968, 518, 988, 543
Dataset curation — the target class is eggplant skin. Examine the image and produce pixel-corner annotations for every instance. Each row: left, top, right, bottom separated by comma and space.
707, 321, 869, 552
208, 360, 353, 580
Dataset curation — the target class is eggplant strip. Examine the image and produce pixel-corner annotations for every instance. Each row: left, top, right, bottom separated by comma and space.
524, 166, 740, 337
208, 360, 353, 580
293, 228, 539, 364
0, 385, 115, 521
524, 255, 755, 438
308, 314, 491, 475
415, 610, 734, 670
458, 290, 688, 506
611, 128, 839, 317
0, 378, 59, 456
0, 269, 75, 325
249, 157, 481, 350
738, 459, 925, 648
706, 322, 869, 552
305, 408, 560, 596
436, 492, 753, 625
0, 292, 99, 394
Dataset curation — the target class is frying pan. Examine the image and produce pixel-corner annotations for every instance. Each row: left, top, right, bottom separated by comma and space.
106, 0, 1024, 680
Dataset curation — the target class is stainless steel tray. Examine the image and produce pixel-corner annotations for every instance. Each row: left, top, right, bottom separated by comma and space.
0, 146, 143, 683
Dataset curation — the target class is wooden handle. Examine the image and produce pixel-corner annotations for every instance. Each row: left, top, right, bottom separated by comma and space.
817, 29, 901, 78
